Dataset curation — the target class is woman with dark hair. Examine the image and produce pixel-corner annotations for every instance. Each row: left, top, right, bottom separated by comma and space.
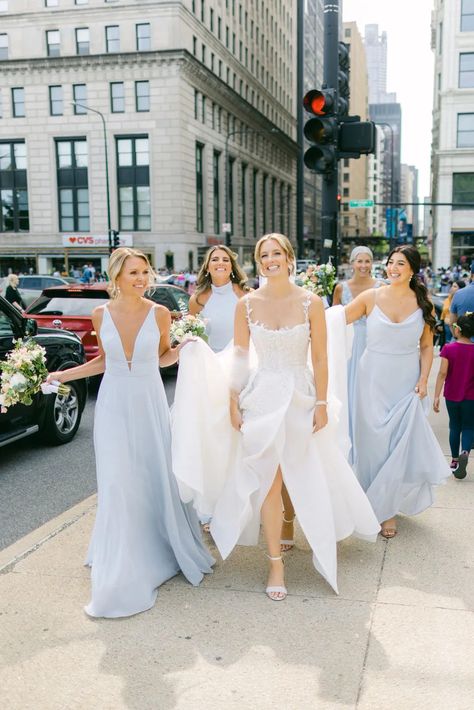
344, 246, 450, 538
189, 245, 249, 352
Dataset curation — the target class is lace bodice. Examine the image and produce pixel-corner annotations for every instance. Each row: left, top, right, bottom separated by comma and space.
245, 295, 311, 370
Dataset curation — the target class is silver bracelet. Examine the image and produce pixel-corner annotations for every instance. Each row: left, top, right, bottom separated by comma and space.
315, 400, 328, 406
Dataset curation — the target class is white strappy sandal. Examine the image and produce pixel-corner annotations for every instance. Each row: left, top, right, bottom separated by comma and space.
280, 515, 295, 552
265, 554, 287, 601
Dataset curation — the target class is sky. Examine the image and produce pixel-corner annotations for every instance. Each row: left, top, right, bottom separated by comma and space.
342, 0, 434, 198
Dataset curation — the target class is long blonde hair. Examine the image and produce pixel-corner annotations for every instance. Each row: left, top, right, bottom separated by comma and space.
254, 233, 296, 275
7, 273, 19, 287
194, 245, 249, 303
107, 248, 155, 299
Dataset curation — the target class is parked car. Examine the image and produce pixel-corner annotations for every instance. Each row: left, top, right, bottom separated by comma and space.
0, 295, 87, 447
0, 275, 74, 308
26, 283, 190, 361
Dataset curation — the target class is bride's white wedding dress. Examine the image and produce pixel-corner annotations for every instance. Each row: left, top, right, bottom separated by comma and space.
85, 303, 213, 618
173, 296, 380, 593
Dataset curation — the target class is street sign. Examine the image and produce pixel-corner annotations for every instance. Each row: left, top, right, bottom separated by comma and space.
222, 222, 232, 233
349, 199, 374, 208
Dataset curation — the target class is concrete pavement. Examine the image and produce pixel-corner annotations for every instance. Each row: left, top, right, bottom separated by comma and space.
1, 359, 473, 710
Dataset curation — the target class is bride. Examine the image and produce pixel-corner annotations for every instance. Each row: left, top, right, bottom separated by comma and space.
174, 234, 380, 600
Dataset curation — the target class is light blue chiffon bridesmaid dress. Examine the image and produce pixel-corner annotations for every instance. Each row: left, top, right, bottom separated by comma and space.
340, 281, 382, 463
352, 295, 451, 523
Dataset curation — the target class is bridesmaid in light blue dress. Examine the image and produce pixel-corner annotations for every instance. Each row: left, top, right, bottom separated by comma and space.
333, 246, 384, 462
47, 248, 213, 618
344, 246, 451, 538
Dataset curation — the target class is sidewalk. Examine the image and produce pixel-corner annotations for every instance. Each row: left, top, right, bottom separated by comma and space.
1, 361, 473, 710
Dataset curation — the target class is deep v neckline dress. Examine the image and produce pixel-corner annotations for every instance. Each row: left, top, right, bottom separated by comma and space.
85, 305, 213, 618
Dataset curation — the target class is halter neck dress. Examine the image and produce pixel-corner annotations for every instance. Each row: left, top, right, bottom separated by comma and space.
200, 281, 239, 352
85, 304, 213, 618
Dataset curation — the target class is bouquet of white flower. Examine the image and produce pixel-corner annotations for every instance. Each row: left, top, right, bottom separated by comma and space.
0, 339, 50, 413
170, 314, 208, 344
297, 261, 336, 299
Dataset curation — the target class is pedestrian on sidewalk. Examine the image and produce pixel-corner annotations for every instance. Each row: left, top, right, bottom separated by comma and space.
46, 247, 213, 619
344, 246, 451, 539
433, 312, 474, 480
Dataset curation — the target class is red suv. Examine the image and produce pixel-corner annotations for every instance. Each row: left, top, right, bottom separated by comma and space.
26, 283, 190, 361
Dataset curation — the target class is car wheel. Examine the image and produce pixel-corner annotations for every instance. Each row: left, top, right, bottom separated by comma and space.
41, 380, 83, 445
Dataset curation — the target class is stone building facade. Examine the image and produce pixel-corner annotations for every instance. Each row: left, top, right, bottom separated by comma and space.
0, 0, 297, 276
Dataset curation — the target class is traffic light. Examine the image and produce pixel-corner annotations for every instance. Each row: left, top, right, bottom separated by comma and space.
303, 89, 338, 174
112, 230, 120, 248
338, 42, 350, 116
338, 120, 376, 155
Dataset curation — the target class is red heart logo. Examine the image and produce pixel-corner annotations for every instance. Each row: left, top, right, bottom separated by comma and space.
69, 237, 76, 243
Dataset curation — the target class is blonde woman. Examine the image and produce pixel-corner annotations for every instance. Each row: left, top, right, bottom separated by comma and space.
189, 245, 249, 352
47, 248, 213, 618
5, 274, 26, 310
206, 234, 380, 600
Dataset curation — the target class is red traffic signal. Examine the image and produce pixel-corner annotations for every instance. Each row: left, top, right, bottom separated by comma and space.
303, 89, 336, 116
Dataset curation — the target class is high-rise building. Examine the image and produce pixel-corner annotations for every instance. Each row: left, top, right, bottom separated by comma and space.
431, 0, 474, 268
364, 24, 388, 104
0, 0, 298, 276
340, 22, 370, 249
367, 126, 386, 238
400, 164, 419, 238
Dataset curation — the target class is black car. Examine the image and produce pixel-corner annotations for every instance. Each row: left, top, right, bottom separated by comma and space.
0, 296, 87, 448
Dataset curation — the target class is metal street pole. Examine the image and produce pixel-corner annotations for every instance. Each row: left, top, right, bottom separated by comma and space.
321, 0, 340, 269
71, 101, 113, 254
296, 0, 305, 259
375, 121, 395, 250
223, 127, 279, 248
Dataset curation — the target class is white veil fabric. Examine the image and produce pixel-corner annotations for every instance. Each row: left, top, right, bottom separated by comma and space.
171, 305, 353, 520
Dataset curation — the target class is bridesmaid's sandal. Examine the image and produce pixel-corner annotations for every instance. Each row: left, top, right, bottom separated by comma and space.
280, 515, 295, 552
265, 554, 287, 601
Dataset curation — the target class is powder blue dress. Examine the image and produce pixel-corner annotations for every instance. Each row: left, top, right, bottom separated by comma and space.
85, 304, 213, 618
353, 302, 451, 523
340, 281, 382, 463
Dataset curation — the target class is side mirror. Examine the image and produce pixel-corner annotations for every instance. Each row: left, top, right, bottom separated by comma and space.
24, 318, 38, 336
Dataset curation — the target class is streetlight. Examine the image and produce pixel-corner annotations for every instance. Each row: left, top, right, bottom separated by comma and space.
223, 127, 280, 247
375, 121, 396, 249
71, 101, 113, 254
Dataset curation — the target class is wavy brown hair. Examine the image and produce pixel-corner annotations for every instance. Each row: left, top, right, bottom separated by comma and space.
194, 245, 249, 304
386, 246, 436, 330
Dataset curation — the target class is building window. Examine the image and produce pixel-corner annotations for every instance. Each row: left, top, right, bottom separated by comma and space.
210, 7, 214, 32
201, 95, 206, 124
279, 183, 285, 234
136, 23, 151, 51
73, 84, 87, 113
253, 168, 258, 238
0, 33, 8, 60
459, 53, 474, 88
12, 88, 25, 118
0, 141, 29, 232
45, 0, 59, 6
461, 0, 474, 31
116, 136, 151, 230
196, 143, 204, 233
75, 0, 89, 4
110, 82, 125, 113
46, 30, 60, 57
228, 156, 235, 234
49, 85, 63, 116
262, 173, 268, 232
271, 177, 276, 231
106, 25, 120, 53
453, 173, 474, 208
135, 81, 150, 112
457, 114, 474, 147
213, 150, 220, 234
0, 90, 2, 118
241, 163, 247, 236
75, 28, 90, 55
56, 139, 89, 232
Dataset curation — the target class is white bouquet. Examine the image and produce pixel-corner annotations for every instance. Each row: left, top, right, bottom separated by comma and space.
0, 339, 49, 413
170, 314, 208, 344
297, 261, 336, 299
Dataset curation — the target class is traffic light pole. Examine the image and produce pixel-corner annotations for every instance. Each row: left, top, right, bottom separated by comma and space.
296, 0, 305, 258
320, 0, 340, 268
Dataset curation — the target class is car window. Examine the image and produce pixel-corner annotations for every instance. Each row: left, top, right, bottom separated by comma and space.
28, 297, 108, 316
42, 277, 63, 288
0, 311, 15, 337
19, 277, 41, 289
148, 287, 176, 311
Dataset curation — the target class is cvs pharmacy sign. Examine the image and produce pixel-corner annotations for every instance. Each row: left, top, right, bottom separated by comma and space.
62, 234, 133, 248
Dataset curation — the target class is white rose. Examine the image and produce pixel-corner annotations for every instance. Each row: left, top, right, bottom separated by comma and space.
10, 373, 28, 389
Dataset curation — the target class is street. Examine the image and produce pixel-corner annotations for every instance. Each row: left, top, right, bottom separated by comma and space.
0, 373, 176, 551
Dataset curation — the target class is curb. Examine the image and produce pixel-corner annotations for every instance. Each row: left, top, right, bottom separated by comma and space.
0, 494, 96, 574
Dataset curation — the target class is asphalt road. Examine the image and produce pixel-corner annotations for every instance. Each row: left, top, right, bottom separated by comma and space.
0, 373, 177, 551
